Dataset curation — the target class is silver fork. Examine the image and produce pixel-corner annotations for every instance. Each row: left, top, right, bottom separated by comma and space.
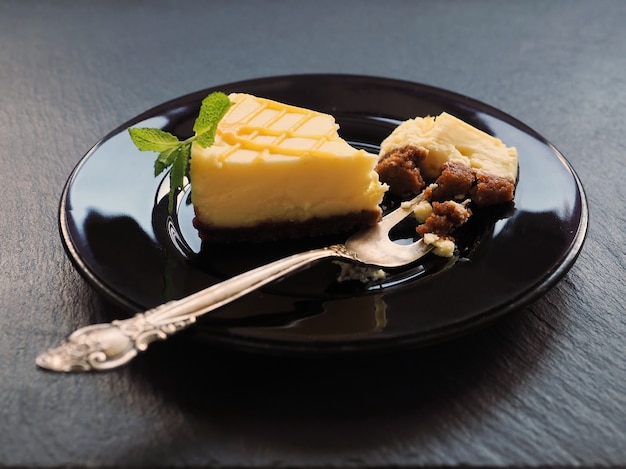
36, 193, 431, 372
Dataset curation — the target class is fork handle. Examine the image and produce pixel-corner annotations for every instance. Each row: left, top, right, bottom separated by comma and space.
36, 245, 349, 372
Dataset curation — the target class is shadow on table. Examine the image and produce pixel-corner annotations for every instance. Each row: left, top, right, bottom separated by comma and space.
120, 284, 568, 452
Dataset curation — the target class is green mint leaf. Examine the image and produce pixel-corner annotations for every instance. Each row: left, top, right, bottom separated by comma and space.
193, 92, 232, 148
129, 127, 180, 152
195, 127, 218, 148
154, 146, 180, 176
128, 92, 232, 213
167, 143, 190, 212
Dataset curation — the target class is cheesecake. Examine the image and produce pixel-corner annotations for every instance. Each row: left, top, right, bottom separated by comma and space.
377, 112, 518, 201
376, 112, 518, 256
190, 93, 388, 242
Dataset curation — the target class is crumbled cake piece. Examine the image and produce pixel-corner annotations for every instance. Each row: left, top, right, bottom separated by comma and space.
411, 199, 433, 223
470, 173, 516, 207
375, 145, 427, 197
415, 200, 471, 258
379, 112, 518, 182
422, 233, 456, 258
429, 161, 475, 202
416, 200, 472, 238
377, 112, 518, 257
395, 158, 515, 208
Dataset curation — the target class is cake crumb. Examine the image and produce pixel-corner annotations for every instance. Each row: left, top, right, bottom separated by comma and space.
422, 233, 455, 258
335, 262, 387, 283
430, 161, 474, 201
412, 200, 433, 223
375, 145, 427, 197
470, 172, 516, 206
416, 200, 472, 238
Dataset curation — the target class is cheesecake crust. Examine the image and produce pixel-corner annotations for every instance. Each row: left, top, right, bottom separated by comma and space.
193, 210, 382, 243
375, 145, 427, 197
428, 161, 475, 201
470, 172, 516, 207
380, 152, 516, 208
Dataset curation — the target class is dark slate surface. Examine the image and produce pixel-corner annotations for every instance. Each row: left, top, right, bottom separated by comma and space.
1, 1, 624, 467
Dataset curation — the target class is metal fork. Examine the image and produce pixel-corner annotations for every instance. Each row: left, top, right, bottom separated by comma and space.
36, 193, 431, 372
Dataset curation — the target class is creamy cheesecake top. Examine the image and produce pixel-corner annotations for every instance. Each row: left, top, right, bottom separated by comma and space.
379, 112, 518, 182
199, 93, 364, 162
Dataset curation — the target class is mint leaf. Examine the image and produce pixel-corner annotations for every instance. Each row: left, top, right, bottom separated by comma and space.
168, 143, 190, 212
129, 128, 180, 152
128, 91, 232, 213
195, 127, 218, 148
193, 92, 232, 147
154, 146, 180, 176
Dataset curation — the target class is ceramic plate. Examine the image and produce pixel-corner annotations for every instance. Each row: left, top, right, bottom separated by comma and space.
59, 74, 588, 354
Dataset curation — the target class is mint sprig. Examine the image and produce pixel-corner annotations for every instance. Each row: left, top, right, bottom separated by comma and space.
128, 91, 233, 212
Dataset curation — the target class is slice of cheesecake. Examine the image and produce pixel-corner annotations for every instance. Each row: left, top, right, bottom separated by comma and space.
377, 112, 518, 202
190, 93, 388, 243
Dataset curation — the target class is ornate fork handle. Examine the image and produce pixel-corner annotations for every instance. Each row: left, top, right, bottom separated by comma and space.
36, 246, 354, 372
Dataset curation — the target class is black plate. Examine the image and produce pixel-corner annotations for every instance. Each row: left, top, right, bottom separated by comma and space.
59, 74, 588, 355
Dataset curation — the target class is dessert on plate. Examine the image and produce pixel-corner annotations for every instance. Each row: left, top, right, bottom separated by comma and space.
131, 92, 518, 259
376, 112, 518, 256
190, 93, 388, 242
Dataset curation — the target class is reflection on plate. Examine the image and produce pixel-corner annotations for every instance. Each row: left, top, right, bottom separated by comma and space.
59, 74, 588, 354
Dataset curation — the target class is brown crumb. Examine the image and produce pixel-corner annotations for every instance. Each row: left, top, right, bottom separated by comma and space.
375, 145, 427, 197
470, 173, 515, 206
416, 200, 472, 238
430, 161, 475, 201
